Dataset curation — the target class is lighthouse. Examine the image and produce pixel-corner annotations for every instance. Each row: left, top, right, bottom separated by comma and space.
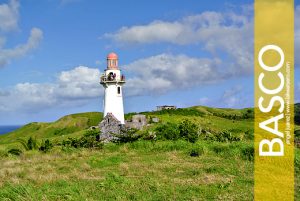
100, 52, 125, 124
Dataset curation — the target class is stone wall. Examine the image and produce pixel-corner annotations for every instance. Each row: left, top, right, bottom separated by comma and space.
99, 113, 122, 142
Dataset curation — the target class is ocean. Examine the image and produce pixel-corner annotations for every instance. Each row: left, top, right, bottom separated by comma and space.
0, 125, 22, 135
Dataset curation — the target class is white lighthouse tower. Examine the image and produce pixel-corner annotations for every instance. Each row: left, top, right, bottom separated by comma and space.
100, 52, 125, 124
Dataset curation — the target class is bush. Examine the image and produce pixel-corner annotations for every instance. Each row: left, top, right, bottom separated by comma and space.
17, 137, 39, 151
155, 122, 180, 140
113, 128, 143, 143
241, 146, 254, 161
7, 148, 23, 156
178, 119, 199, 143
39, 139, 53, 153
244, 129, 254, 140
155, 119, 200, 143
202, 129, 241, 142
215, 130, 241, 142
62, 129, 103, 149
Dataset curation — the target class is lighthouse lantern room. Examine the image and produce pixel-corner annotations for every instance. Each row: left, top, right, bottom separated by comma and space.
100, 52, 125, 124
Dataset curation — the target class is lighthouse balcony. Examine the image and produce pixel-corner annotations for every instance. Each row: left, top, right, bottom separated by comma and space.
100, 74, 126, 84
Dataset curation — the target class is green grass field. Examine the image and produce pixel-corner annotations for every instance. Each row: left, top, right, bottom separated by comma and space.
0, 105, 299, 200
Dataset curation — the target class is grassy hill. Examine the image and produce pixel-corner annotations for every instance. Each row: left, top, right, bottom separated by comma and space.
0, 112, 103, 147
0, 105, 299, 200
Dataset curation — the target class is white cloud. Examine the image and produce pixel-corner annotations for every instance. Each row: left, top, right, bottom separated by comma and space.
0, 28, 43, 67
56, 66, 101, 99
0, 0, 43, 67
104, 4, 300, 70
0, 0, 19, 32
104, 9, 253, 74
123, 53, 224, 96
0, 66, 102, 112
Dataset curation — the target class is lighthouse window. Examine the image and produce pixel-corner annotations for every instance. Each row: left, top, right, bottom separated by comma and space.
117, 87, 121, 94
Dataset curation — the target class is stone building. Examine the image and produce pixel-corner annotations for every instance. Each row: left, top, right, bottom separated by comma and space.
126, 114, 147, 130
99, 113, 123, 142
156, 105, 177, 111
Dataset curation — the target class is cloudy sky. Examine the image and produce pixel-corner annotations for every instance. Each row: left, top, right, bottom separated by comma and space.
0, 0, 299, 125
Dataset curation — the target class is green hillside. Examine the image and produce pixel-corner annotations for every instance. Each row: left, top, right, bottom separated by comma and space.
0, 112, 103, 146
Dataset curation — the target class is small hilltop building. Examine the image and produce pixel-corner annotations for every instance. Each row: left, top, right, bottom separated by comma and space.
156, 105, 177, 111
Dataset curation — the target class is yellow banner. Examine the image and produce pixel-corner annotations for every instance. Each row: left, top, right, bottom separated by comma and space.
255, 0, 294, 200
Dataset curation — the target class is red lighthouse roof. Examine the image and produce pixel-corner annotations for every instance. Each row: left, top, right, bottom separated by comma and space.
107, 52, 118, 59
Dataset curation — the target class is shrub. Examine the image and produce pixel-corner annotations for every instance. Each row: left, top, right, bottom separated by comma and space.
62, 129, 103, 149
39, 139, 53, 153
178, 119, 199, 143
244, 129, 254, 140
202, 129, 241, 142
155, 120, 200, 143
17, 137, 39, 151
113, 128, 142, 143
241, 146, 254, 161
7, 148, 23, 156
155, 122, 180, 140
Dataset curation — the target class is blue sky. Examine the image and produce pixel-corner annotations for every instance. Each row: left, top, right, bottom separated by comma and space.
0, 0, 299, 125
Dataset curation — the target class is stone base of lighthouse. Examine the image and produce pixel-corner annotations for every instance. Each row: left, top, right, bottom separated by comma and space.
98, 113, 124, 142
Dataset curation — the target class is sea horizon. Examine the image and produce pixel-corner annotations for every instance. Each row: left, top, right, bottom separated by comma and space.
0, 125, 22, 135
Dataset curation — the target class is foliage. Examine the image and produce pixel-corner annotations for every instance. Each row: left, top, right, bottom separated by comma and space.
39, 139, 53, 153
295, 130, 300, 148
155, 122, 180, 140
215, 130, 241, 142
201, 129, 241, 142
241, 146, 254, 161
7, 148, 23, 156
178, 119, 200, 143
201, 107, 254, 120
295, 103, 300, 125
112, 128, 143, 143
155, 119, 200, 143
17, 137, 39, 151
62, 129, 103, 149
145, 108, 205, 117
244, 129, 254, 140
